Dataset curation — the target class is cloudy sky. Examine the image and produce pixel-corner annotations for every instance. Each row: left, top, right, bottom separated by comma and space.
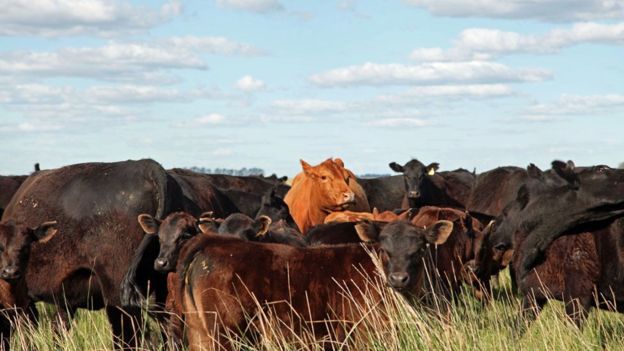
1, 0, 623, 176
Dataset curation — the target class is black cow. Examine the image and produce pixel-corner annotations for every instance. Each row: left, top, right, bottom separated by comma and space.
357, 175, 406, 211
199, 172, 290, 198
465, 166, 529, 223
498, 162, 624, 276
389, 159, 474, 209
512, 216, 624, 327
1, 159, 238, 349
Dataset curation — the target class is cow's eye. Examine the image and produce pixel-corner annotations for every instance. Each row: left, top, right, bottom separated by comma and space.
179, 232, 193, 240
321, 175, 328, 181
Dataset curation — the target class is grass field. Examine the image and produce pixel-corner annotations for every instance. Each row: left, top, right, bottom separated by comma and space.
6, 268, 624, 351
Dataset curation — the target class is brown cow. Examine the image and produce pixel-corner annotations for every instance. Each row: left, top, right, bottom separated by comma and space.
284, 158, 369, 234
0, 220, 58, 350
410, 206, 486, 299
0, 175, 28, 219
177, 223, 452, 350
512, 218, 624, 328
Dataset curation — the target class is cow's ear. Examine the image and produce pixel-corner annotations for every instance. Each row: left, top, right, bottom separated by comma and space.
334, 158, 345, 168
516, 185, 530, 209
425, 220, 453, 245
527, 163, 543, 179
551, 160, 579, 189
138, 214, 160, 234
372, 207, 380, 216
483, 220, 495, 236
199, 211, 215, 220
31, 221, 58, 243
300, 159, 314, 175
197, 218, 218, 234
354, 220, 380, 243
253, 215, 272, 237
426, 163, 439, 176
389, 162, 404, 173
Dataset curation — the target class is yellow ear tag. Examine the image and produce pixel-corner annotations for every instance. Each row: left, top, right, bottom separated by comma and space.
427, 168, 436, 176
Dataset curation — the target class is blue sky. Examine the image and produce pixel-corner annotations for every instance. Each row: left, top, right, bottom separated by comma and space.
1, 0, 623, 176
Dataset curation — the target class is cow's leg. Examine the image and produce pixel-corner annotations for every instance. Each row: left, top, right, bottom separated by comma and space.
106, 305, 143, 350
513, 294, 546, 338
53, 305, 76, 333
565, 296, 592, 328
0, 310, 13, 351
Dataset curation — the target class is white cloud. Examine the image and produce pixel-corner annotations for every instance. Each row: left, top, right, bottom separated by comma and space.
270, 99, 348, 114
403, 0, 624, 22
195, 114, 226, 125
526, 94, 624, 116
377, 84, 514, 103
310, 61, 550, 87
0, 37, 261, 82
236, 75, 266, 92
0, 0, 182, 37
216, 0, 284, 13
367, 118, 430, 128
410, 22, 624, 61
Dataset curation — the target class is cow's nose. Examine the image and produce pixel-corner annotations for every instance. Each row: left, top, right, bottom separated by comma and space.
2, 266, 20, 279
342, 192, 355, 203
154, 258, 169, 270
389, 272, 410, 288
408, 190, 420, 198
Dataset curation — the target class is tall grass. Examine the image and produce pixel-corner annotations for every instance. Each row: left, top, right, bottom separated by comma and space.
5, 269, 624, 350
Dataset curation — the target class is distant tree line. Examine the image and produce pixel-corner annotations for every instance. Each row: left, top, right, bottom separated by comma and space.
358, 173, 391, 179
187, 167, 265, 176
619, 162, 624, 169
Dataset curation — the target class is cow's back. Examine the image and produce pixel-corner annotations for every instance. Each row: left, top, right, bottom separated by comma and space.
358, 175, 404, 211
466, 166, 527, 219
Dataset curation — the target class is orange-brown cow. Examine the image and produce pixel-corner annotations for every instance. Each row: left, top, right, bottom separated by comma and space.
285, 158, 369, 234
324, 208, 413, 224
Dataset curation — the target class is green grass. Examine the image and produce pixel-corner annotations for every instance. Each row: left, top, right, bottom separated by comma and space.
6, 269, 624, 350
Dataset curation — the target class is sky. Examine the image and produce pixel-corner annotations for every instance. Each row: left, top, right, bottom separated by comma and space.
1, 0, 623, 176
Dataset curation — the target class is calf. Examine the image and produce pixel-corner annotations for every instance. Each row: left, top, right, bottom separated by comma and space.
174, 219, 452, 350
0, 220, 58, 350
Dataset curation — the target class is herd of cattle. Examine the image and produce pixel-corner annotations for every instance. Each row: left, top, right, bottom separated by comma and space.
0, 157, 623, 350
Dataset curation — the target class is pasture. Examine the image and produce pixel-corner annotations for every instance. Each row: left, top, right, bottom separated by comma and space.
5, 269, 624, 350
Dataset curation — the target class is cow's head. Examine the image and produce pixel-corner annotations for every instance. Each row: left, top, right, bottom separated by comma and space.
300, 158, 355, 211
355, 220, 453, 292
0, 220, 58, 281
138, 212, 215, 272
389, 159, 439, 206
218, 213, 272, 240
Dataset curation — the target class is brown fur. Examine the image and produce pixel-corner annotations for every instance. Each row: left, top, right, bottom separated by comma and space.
173, 235, 381, 350
513, 218, 624, 326
411, 206, 485, 298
